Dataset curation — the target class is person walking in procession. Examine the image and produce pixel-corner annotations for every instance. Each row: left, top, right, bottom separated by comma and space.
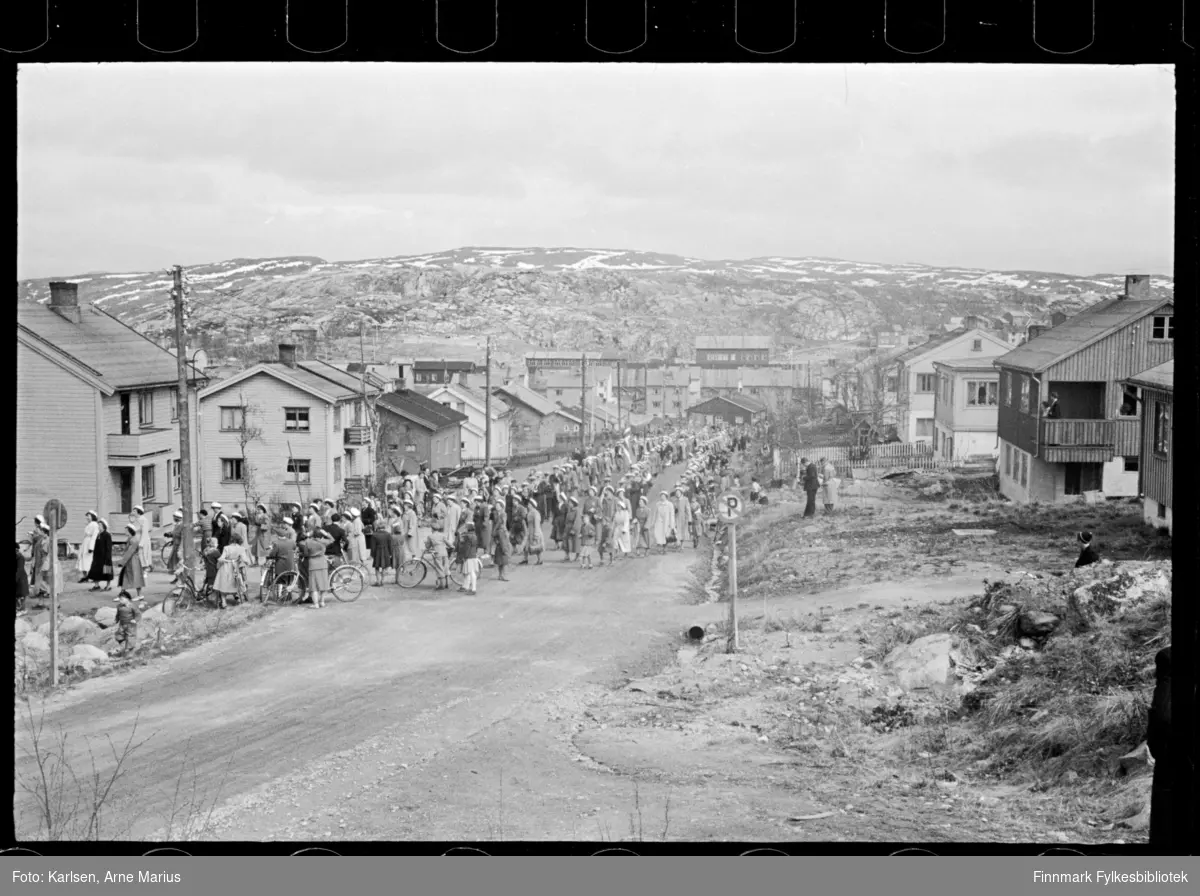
166, 509, 184, 582
579, 512, 597, 570
491, 502, 512, 582
117, 523, 145, 600
213, 531, 250, 608
85, 519, 115, 591
134, 505, 154, 572
78, 511, 100, 582
300, 528, 334, 608
252, 503, 270, 567
819, 457, 839, 514
523, 496, 544, 565
653, 491, 674, 553
457, 521, 481, 595
801, 458, 820, 518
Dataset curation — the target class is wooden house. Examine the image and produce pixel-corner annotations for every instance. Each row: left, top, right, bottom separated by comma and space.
694, 335, 772, 368
17, 283, 206, 539
685, 394, 767, 427
375, 388, 468, 476
932, 358, 1001, 460
1124, 360, 1173, 533
993, 275, 1173, 503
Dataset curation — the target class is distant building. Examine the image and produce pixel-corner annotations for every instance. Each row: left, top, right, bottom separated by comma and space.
425, 382, 512, 463
932, 358, 1002, 460
491, 383, 580, 455
1124, 360, 1173, 533
17, 282, 206, 535
994, 275, 1173, 504
410, 359, 480, 386
694, 335, 772, 368
375, 388, 468, 475
524, 351, 624, 374
529, 366, 614, 406
686, 394, 768, 427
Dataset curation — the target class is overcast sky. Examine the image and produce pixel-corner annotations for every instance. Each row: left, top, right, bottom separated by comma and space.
18, 63, 1175, 279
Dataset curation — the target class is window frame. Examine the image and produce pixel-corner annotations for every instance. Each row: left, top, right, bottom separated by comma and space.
333, 456, 342, 482
286, 457, 312, 483
284, 406, 311, 432
219, 406, 245, 432
916, 373, 937, 393
140, 463, 157, 501
1153, 400, 1170, 457
171, 458, 181, 492
965, 380, 999, 407
1150, 315, 1174, 341
138, 391, 154, 428
170, 387, 180, 422
1019, 375, 1031, 414
221, 458, 245, 483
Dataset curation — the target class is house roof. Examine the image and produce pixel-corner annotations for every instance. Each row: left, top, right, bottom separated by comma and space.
377, 389, 469, 432
299, 358, 389, 394
17, 300, 205, 390
1125, 359, 1174, 393
933, 357, 1003, 372
994, 296, 1173, 374
536, 367, 615, 387
492, 382, 557, 416
524, 351, 623, 362
550, 407, 582, 424
427, 383, 511, 417
687, 394, 767, 415
643, 368, 693, 387
561, 404, 619, 425
891, 329, 971, 365
695, 335, 773, 350
17, 324, 117, 396
413, 359, 477, 371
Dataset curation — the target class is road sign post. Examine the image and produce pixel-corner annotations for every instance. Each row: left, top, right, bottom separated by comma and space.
43, 499, 67, 687
716, 492, 743, 653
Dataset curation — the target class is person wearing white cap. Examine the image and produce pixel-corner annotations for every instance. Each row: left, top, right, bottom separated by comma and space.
344, 507, 364, 567
252, 503, 271, 567
133, 504, 154, 572
613, 493, 631, 559
166, 508, 186, 581
78, 510, 100, 581
652, 491, 674, 553
444, 495, 461, 547
399, 499, 420, 566
84, 519, 115, 591
117, 522, 146, 599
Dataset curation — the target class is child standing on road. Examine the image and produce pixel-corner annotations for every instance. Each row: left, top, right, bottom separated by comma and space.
457, 521, 481, 595
113, 590, 144, 656
579, 512, 597, 570
424, 529, 451, 591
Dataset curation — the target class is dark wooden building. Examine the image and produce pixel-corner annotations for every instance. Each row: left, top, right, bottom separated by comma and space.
686, 394, 768, 427
1125, 360, 1173, 533
694, 335, 772, 368
993, 275, 1173, 503
375, 389, 468, 477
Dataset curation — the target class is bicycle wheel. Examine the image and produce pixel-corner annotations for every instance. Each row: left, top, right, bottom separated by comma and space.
446, 561, 463, 588
265, 570, 301, 604
331, 565, 365, 602
396, 559, 427, 590
162, 584, 193, 616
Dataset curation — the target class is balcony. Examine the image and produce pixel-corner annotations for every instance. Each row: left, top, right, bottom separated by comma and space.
107, 427, 177, 460
1040, 418, 1115, 464
343, 425, 371, 446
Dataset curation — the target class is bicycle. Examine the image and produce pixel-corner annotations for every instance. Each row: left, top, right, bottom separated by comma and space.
160, 534, 202, 568
161, 561, 219, 615
395, 547, 463, 590
260, 553, 365, 604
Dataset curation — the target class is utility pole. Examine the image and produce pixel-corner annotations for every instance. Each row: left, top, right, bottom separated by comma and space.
484, 337, 492, 467
172, 265, 196, 569
616, 359, 622, 431
358, 320, 370, 497
580, 352, 588, 449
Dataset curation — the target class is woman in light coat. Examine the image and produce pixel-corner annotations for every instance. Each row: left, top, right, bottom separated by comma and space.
134, 505, 154, 572
252, 503, 271, 566
672, 489, 692, 547
117, 523, 146, 599
819, 458, 839, 514
613, 496, 631, 558
652, 492, 674, 552
345, 508, 364, 566
213, 532, 250, 607
353, 508, 369, 568
78, 511, 100, 579
400, 499, 420, 562
300, 529, 334, 608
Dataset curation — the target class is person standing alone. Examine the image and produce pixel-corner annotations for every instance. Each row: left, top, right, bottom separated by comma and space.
801, 458, 820, 518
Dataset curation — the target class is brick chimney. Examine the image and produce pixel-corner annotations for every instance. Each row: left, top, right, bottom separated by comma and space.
278, 344, 298, 368
48, 281, 81, 324
396, 363, 409, 391
1123, 274, 1151, 299
1027, 324, 1048, 341
1050, 311, 1067, 326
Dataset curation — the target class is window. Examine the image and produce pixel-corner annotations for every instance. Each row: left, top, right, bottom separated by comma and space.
966, 380, 998, 406
405, 444, 417, 454
286, 458, 312, 482
284, 407, 311, 431
1123, 455, 1139, 473
1151, 315, 1174, 341
219, 406, 245, 431
1003, 371, 1012, 407
941, 376, 951, 405
555, 390, 563, 397
652, 401, 661, 409
140, 464, 156, 500
915, 418, 934, 438
138, 391, 154, 427
1019, 451, 1028, 488
1153, 401, 1170, 457
916, 373, 936, 393
221, 458, 245, 482
170, 388, 180, 421
171, 459, 181, 492
971, 339, 983, 352
334, 456, 342, 482
672, 400, 682, 409
1018, 376, 1030, 414
1157, 502, 1167, 519
1118, 385, 1139, 417
1004, 444, 1012, 477
388, 443, 399, 451
333, 404, 342, 430
885, 376, 897, 393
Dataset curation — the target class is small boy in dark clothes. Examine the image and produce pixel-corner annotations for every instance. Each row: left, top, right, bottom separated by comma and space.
202, 537, 221, 593
1075, 530, 1100, 568
579, 514, 597, 570
114, 590, 143, 655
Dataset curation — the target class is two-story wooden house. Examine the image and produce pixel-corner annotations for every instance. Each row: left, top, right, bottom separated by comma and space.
197, 345, 383, 512
1124, 360, 1173, 533
425, 382, 512, 462
492, 383, 579, 455
686, 394, 768, 427
17, 283, 205, 538
694, 335, 772, 368
932, 358, 1001, 460
893, 328, 1012, 444
993, 275, 1173, 504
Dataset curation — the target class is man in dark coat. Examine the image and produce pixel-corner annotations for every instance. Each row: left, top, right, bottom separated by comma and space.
1147, 645, 1172, 847
802, 458, 820, 518
212, 504, 231, 552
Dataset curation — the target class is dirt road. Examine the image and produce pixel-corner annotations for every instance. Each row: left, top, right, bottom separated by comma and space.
14, 462, 715, 842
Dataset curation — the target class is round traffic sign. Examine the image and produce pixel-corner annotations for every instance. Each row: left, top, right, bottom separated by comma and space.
43, 499, 68, 530
716, 492, 743, 523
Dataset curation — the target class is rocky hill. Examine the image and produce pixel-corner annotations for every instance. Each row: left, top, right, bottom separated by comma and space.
17, 248, 1173, 364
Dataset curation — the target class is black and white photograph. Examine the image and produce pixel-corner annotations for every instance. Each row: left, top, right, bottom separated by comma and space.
15, 62, 1177, 846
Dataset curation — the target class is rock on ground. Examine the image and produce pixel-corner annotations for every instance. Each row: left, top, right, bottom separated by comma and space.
68, 644, 110, 663
93, 606, 117, 628
20, 631, 50, 653
59, 615, 100, 639
1066, 565, 1171, 631
1018, 611, 1060, 637
15, 617, 33, 638
886, 632, 957, 691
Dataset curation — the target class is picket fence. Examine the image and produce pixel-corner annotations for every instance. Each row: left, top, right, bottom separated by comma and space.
784, 443, 994, 477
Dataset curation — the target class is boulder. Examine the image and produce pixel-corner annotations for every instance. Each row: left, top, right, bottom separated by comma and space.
15, 616, 33, 638
1019, 611, 1060, 637
93, 606, 118, 628
20, 631, 50, 653
68, 644, 110, 663
59, 616, 100, 640
1066, 565, 1172, 631
885, 632, 956, 691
